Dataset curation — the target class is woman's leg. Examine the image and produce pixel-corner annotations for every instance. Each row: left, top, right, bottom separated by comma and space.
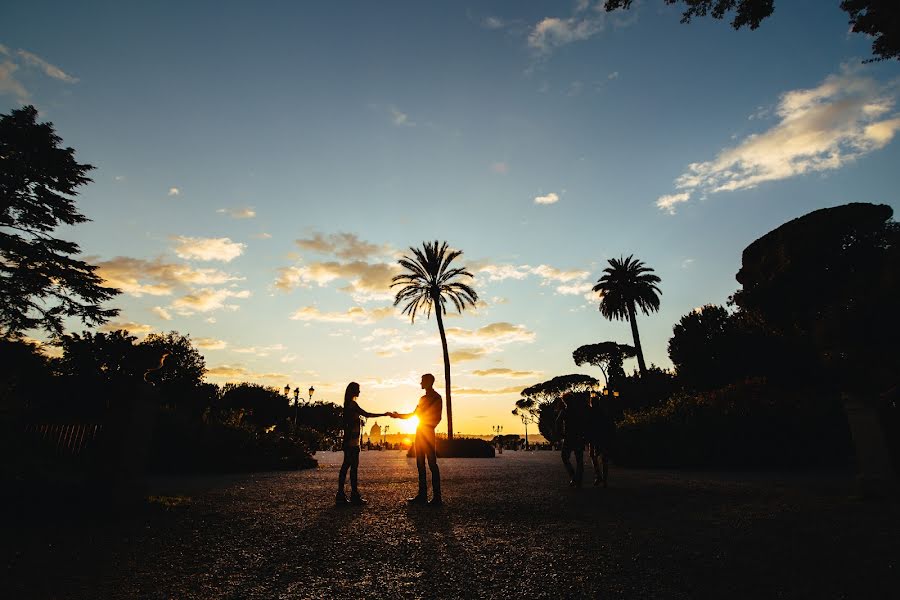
349, 447, 360, 495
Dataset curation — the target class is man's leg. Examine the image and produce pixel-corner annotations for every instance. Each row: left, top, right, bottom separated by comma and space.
423, 428, 441, 502
590, 443, 602, 485
409, 432, 428, 502
574, 446, 584, 487
561, 441, 576, 481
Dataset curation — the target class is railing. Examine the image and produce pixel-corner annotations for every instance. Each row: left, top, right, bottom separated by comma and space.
23, 423, 103, 457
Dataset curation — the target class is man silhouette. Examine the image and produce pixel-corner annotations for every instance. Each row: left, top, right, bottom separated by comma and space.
389, 373, 443, 506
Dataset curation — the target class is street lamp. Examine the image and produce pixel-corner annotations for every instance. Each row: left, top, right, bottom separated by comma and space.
308, 385, 315, 402
293, 387, 300, 431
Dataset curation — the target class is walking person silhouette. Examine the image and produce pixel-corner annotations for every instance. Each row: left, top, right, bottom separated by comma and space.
557, 392, 588, 488
388, 373, 443, 506
336, 382, 386, 506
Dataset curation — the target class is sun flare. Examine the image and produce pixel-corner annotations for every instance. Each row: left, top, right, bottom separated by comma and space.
399, 415, 419, 434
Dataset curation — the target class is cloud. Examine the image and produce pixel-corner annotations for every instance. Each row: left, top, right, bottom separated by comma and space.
15, 49, 78, 83
661, 66, 900, 212
446, 322, 536, 346
173, 236, 245, 262
390, 107, 415, 127
681, 258, 695, 269
528, 16, 603, 53
205, 364, 290, 383
98, 321, 153, 337
0, 47, 79, 103
151, 306, 172, 321
253, 232, 273, 239
0, 60, 28, 103
172, 288, 251, 314
232, 343, 286, 356
450, 348, 489, 362
290, 305, 395, 324
455, 386, 524, 396
193, 337, 228, 350
491, 161, 510, 174
94, 256, 242, 296
217, 207, 256, 219
295, 232, 386, 260
472, 368, 541, 378
473, 261, 591, 295
168, 187, 180, 197
481, 16, 505, 29
276, 260, 399, 301
655, 192, 691, 215
534, 192, 560, 205
608, 71, 619, 80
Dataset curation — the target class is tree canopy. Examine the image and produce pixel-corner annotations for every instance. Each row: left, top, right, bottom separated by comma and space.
603, 1, 900, 61
0, 106, 119, 338
573, 342, 636, 390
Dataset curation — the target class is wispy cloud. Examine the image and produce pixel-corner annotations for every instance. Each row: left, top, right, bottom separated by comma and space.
217, 207, 256, 219
658, 66, 900, 213
371, 322, 535, 359
455, 386, 524, 396
95, 256, 242, 296
193, 337, 228, 350
98, 321, 153, 337
528, 16, 603, 53
206, 364, 290, 384
472, 368, 541, 378
16, 49, 78, 83
534, 192, 560, 205
655, 192, 691, 215
472, 261, 592, 296
151, 306, 172, 321
390, 106, 415, 127
0, 46, 78, 103
172, 288, 251, 314
295, 232, 388, 260
491, 161, 510, 174
290, 305, 395, 324
168, 187, 180, 197
173, 236, 245, 262
276, 260, 399, 302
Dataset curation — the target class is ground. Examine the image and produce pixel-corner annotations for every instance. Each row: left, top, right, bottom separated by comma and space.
3, 451, 899, 599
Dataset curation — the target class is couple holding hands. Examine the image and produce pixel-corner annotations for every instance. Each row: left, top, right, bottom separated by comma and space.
337, 374, 442, 506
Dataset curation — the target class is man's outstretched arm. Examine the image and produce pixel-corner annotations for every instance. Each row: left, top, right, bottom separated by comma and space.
388, 408, 416, 419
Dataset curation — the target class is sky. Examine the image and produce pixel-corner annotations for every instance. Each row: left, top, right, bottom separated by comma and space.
3, 1, 899, 436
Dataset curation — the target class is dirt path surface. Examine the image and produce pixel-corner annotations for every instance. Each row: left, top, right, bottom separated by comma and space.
4, 451, 899, 599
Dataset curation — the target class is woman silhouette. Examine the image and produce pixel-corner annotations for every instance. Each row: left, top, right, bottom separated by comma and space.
337, 382, 386, 505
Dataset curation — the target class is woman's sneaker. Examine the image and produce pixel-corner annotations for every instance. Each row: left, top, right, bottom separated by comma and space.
349, 493, 367, 506
335, 493, 349, 506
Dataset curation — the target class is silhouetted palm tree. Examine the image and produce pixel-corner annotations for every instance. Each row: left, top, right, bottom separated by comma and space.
392, 241, 478, 439
592, 255, 661, 377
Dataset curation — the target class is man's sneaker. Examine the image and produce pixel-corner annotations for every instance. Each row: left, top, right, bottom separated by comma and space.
335, 493, 349, 506
349, 494, 367, 506
428, 497, 443, 507
407, 495, 428, 505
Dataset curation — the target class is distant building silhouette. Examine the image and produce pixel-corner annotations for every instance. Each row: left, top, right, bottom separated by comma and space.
369, 421, 381, 442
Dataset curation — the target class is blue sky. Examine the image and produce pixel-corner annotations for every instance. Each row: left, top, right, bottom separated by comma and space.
3, 1, 899, 435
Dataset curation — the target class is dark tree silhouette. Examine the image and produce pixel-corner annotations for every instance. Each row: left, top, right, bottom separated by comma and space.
0, 106, 119, 338
392, 240, 478, 439
573, 342, 636, 391
592, 255, 661, 378
668, 305, 741, 390
516, 374, 600, 442
603, 1, 900, 61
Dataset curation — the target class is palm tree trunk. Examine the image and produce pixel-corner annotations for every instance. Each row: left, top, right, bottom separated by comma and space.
627, 302, 647, 377
434, 306, 453, 439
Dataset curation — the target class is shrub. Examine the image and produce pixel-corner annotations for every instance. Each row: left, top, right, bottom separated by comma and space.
406, 437, 495, 458
615, 379, 853, 468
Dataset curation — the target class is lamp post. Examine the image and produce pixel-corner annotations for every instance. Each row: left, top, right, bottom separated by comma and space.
293, 387, 300, 432
308, 385, 315, 402
384, 425, 389, 448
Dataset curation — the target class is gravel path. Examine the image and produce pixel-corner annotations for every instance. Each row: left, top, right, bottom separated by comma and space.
4, 451, 899, 599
